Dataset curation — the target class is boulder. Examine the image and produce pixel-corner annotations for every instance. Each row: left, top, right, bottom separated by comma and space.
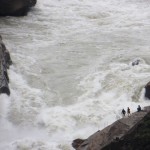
132, 59, 140, 66
145, 82, 150, 99
0, 0, 37, 16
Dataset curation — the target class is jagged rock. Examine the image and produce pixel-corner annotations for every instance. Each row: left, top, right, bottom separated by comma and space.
145, 82, 150, 100
0, 0, 37, 16
0, 36, 12, 95
72, 106, 150, 150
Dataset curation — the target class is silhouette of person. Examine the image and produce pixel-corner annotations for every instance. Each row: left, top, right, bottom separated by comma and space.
137, 105, 141, 112
122, 109, 126, 117
127, 107, 130, 116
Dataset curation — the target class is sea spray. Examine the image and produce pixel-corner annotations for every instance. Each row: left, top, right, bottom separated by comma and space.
0, 0, 150, 149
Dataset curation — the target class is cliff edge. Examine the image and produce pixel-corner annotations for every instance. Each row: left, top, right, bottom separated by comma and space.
72, 106, 150, 150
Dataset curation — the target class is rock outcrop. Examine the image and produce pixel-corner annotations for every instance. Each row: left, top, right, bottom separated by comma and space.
0, 35, 12, 95
145, 82, 150, 100
72, 106, 150, 150
102, 110, 150, 150
0, 0, 37, 16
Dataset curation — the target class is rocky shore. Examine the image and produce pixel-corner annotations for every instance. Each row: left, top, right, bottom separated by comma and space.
72, 106, 150, 150
0, 0, 37, 16
0, 35, 12, 95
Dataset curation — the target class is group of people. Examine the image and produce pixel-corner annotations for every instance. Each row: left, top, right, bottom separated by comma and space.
122, 105, 141, 117
122, 107, 131, 117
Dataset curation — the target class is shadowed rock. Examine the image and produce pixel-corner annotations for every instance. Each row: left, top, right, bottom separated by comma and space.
72, 139, 85, 149
0, 0, 37, 16
0, 36, 12, 95
132, 59, 140, 66
145, 82, 150, 100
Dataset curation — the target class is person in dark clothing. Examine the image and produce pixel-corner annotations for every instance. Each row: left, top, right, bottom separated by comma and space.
122, 109, 126, 117
127, 107, 131, 116
137, 105, 141, 112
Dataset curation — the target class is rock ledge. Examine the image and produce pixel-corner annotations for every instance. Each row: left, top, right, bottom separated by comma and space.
72, 106, 150, 150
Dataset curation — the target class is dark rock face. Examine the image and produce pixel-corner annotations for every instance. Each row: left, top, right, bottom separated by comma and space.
72, 139, 85, 149
132, 59, 140, 66
0, 36, 12, 95
0, 0, 37, 16
145, 82, 150, 100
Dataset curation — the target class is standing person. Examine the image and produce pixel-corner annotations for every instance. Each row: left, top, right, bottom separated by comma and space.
127, 107, 131, 116
137, 105, 141, 112
122, 109, 126, 117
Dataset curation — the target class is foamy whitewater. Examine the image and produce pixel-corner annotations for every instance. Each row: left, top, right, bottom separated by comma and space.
0, 0, 150, 149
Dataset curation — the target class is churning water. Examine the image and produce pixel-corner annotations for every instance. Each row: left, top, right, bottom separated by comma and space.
0, 0, 150, 149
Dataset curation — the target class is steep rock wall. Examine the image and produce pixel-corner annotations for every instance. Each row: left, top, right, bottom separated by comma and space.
0, 35, 12, 95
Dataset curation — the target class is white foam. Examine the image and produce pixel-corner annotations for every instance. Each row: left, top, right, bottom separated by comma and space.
0, 0, 150, 149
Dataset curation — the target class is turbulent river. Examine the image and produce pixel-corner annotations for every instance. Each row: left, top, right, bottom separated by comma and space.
0, 0, 150, 149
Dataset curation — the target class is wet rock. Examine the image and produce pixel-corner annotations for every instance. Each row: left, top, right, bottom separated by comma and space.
72, 139, 85, 149
145, 82, 150, 100
0, 36, 12, 95
132, 59, 140, 66
0, 0, 37, 16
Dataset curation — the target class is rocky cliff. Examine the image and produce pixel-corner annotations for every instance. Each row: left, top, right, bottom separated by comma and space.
0, 35, 12, 95
102, 111, 150, 150
72, 106, 150, 150
0, 0, 37, 16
